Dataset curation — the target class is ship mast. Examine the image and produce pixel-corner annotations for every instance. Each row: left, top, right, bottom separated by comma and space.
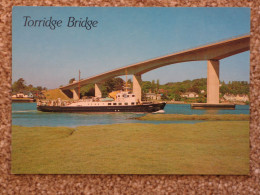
78, 70, 81, 99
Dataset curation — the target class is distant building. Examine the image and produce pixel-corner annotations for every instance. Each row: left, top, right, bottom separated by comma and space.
145, 93, 162, 100
12, 91, 34, 98
222, 94, 249, 102
181, 92, 199, 98
158, 89, 167, 94
12, 91, 46, 99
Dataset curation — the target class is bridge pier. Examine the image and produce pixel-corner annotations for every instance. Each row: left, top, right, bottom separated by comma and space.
95, 83, 102, 98
192, 59, 235, 109
72, 88, 80, 100
133, 74, 142, 102
207, 60, 219, 104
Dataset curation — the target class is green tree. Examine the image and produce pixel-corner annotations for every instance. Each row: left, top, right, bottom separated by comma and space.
174, 94, 181, 101
36, 86, 43, 91
176, 85, 186, 93
114, 78, 124, 91
12, 78, 26, 92
69, 78, 76, 84
151, 80, 156, 93
161, 93, 168, 100
142, 81, 151, 93
104, 77, 124, 93
80, 84, 95, 97
220, 84, 229, 95
156, 79, 160, 93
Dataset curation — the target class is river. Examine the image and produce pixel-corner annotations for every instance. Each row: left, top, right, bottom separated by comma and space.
12, 103, 249, 127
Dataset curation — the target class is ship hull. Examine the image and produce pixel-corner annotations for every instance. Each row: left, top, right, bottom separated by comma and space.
37, 102, 166, 113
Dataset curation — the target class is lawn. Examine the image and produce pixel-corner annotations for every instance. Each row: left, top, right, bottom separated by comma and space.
12, 121, 249, 174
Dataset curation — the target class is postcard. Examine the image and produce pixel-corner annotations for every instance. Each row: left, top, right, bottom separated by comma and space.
12, 7, 250, 174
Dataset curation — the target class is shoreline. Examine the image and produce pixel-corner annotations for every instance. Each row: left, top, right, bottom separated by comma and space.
135, 114, 249, 121
12, 113, 249, 128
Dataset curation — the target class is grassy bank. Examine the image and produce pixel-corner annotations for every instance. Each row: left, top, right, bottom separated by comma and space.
12, 122, 249, 174
43, 88, 70, 100
137, 114, 249, 121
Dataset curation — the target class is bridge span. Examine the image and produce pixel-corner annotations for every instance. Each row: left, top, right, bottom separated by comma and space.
60, 34, 250, 104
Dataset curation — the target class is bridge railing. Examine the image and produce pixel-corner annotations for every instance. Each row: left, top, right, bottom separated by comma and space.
172, 33, 250, 54
122, 33, 250, 67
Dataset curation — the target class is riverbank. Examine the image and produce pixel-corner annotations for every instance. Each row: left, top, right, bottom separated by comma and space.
12, 98, 35, 103
12, 121, 249, 174
136, 114, 249, 121
149, 100, 248, 105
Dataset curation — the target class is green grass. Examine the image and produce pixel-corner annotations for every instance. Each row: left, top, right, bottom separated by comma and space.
12, 122, 249, 174
43, 88, 70, 100
137, 114, 249, 121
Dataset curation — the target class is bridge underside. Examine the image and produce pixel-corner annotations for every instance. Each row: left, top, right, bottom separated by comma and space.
60, 35, 250, 103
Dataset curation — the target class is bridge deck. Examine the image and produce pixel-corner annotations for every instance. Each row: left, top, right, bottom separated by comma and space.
60, 34, 250, 91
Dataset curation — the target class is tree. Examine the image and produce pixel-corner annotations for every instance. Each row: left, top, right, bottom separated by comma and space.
161, 93, 168, 100
176, 85, 186, 93
113, 78, 124, 91
37, 86, 43, 91
189, 85, 200, 94
142, 81, 151, 93
80, 84, 95, 97
104, 77, 124, 93
156, 79, 160, 93
69, 78, 76, 84
127, 79, 133, 89
220, 84, 229, 95
151, 80, 156, 93
12, 78, 48, 94
12, 78, 26, 92
174, 94, 181, 101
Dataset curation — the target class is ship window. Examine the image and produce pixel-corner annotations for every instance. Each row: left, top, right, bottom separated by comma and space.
131, 102, 135, 105
113, 103, 117, 105
132, 95, 135, 97
118, 103, 122, 105
124, 103, 128, 105
108, 103, 111, 105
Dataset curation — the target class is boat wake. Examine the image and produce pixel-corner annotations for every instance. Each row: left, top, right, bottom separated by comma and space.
152, 110, 165, 114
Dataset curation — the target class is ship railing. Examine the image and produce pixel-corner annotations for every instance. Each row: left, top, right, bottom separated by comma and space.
37, 99, 74, 107
37, 97, 115, 106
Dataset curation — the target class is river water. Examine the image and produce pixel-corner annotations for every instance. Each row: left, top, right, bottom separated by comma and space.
12, 103, 249, 127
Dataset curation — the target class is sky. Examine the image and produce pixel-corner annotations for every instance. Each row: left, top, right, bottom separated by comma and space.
12, 7, 250, 89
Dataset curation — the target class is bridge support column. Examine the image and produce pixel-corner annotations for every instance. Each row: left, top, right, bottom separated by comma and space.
133, 74, 142, 102
72, 88, 80, 100
207, 60, 220, 104
95, 83, 102, 98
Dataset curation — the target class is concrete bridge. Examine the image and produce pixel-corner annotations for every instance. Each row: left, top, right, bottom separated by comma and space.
60, 34, 250, 104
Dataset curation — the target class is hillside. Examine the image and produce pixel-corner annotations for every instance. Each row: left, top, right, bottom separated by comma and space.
43, 89, 70, 100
